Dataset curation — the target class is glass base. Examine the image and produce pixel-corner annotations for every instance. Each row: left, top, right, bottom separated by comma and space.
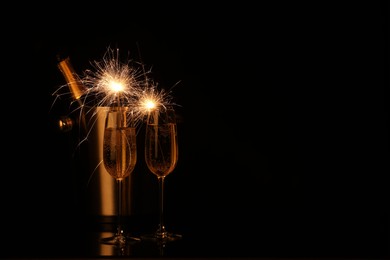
141, 232, 182, 243
101, 233, 141, 246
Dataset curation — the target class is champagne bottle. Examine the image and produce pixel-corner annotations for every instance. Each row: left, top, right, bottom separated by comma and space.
57, 56, 86, 102
57, 56, 87, 133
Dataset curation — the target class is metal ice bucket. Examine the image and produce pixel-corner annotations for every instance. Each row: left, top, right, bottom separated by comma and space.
70, 106, 135, 220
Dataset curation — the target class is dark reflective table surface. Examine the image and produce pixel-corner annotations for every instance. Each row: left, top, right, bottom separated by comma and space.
2, 210, 388, 259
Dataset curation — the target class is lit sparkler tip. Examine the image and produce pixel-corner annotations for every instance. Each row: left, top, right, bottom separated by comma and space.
136, 84, 173, 117
108, 81, 125, 93
145, 100, 157, 110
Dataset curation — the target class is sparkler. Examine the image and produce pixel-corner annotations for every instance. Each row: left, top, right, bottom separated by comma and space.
80, 47, 145, 109
53, 46, 178, 137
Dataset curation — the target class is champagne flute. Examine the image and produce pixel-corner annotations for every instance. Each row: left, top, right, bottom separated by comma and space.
142, 105, 182, 242
101, 106, 140, 246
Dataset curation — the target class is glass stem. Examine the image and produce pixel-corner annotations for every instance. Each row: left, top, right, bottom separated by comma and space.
117, 179, 123, 236
158, 176, 167, 236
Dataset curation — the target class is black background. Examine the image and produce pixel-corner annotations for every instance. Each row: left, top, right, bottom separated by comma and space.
2, 1, 388, 258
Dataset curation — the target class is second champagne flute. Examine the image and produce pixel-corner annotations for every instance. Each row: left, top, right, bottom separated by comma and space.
142, 105, 182, 243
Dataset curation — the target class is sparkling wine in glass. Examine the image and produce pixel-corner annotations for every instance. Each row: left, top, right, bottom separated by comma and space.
142, 105, 182, 243
101, 106, 140, 246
